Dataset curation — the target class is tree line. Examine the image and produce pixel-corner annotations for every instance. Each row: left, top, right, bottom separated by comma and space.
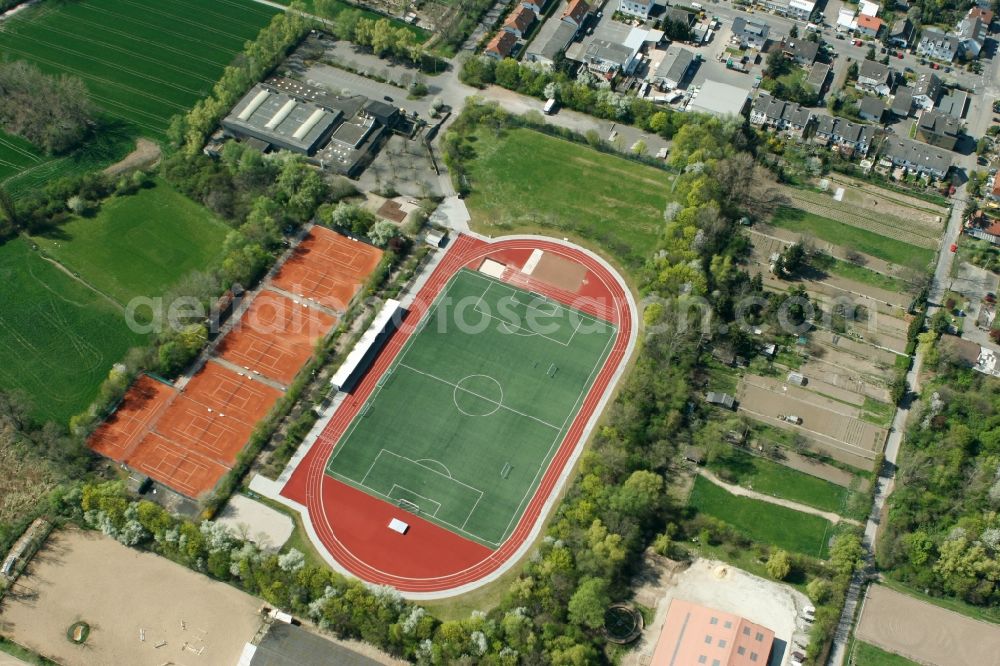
460, 57, 695, 140
167, 7, 310, 156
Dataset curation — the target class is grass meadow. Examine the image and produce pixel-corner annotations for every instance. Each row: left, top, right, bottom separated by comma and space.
0, 0, 277, 194
463, 128, 673, 271
688, 475, 834, 558
852, 641, 919, 666
770, 207, 934, 271
707, 450, 852, 516
31, 180, 229, 304
0, 238, 145, 423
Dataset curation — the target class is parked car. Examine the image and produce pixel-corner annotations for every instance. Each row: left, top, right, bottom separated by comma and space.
853, 39, 863, 46
897, 52, 904, 59
931, 62, 940, 69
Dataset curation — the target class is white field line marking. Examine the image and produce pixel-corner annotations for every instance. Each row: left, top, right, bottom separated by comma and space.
399, 363, 560, 430
389, 484, 442, 517
498, 328, 617, 543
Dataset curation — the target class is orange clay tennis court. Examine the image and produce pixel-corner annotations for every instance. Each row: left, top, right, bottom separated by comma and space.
216, 290, 337, 385
91, 362, 283, 497
88, 375, 175, 462
271, 226, 383, 311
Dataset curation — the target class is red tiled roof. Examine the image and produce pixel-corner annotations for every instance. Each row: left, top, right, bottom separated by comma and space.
987, 220, 1000, 236
992, 177, 1000, 197
486, 30, 517, 57
651, 599, 775, 666
505, 6, 535, 33
563, 0, 590, 24
857, 14, 883, 31
969, 7, 994, 24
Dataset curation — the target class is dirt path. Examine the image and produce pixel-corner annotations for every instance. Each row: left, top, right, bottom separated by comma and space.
102, 138, 161, 177
30, 245, 125, 312
698, 469, 862, 526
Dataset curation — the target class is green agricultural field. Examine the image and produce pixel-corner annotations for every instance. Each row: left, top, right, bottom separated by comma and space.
31, 180, 229, 304
688, 475, 833, 558
0, 0, 277, 193
0, 238, 145, 424
707, 450, 850, 515
326, 269, 618, 548
853, 641, 919, 666
770, 207, 935, 271
464, 128, 673, 271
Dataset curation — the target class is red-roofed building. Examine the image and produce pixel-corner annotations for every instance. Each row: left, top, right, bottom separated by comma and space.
503, 6, 536, 38
857, 14, 883, 37
562, 0, 590, 28
484, 30, 517, 60
968, 6, 994, 26
990, 175, 1000, 202
651, 599, 775, 666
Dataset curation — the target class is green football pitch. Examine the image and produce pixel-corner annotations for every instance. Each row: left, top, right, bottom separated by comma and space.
326, 269, 618, 548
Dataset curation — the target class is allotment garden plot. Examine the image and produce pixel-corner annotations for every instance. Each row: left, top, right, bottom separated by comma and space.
325, 269, 618, 548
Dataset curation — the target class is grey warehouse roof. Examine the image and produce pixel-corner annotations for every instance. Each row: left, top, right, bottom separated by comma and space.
222, 84, 341, 154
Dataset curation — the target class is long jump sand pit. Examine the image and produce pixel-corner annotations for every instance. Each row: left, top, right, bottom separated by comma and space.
271, 226, 383, 311
856, 585, 1000, 666
0, 529, 261, 666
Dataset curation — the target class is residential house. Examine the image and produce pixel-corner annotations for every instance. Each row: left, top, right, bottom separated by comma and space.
583, 39, 637, 75
521, 0, 546, 13
484, 30, 517, 60
917, 28, 960, 61
917, 110, 962, 150
782, 39, 819, 66
750, 93, 814, 137
619, 0, 655, 19
503, 6, 535, 39
787, 0, 816, 20
759, 0, 815, 20
957, 11, 988, 58
731, 17, 771, 50
911, 72, 942, 110
937, 89, 968, 118
969, 6, 994, 25
882, 136, 953, 178
652, 45, 695, 89
890, 86, 914, 117
814, 115, 875, 155
561, 0, 590, 28
859, 0, 879, 16
806, 62, 830, 95
887, 18, 914, 47
989, 173, 1000, 201
856, 14, 883, 37
664, 6, 696, 32
856, 60, 894, 96
525, 21, 577, 66
858, 96, 886, 122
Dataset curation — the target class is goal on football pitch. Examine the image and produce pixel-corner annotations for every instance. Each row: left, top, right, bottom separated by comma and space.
324, 269, 618, 548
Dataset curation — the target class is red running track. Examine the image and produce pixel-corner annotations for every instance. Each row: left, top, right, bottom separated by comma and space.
281, 234, 635, 593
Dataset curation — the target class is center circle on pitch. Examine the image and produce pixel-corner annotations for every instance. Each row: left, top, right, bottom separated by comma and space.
453, 374, 503, 417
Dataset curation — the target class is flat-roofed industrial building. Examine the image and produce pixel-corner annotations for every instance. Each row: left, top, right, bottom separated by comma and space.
221, 79, 401, 177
